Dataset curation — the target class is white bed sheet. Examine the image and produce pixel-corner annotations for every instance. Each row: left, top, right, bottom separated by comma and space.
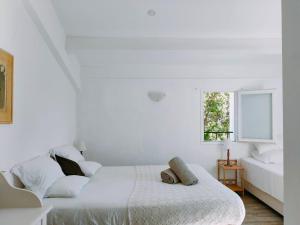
241, 157, 283, 202
44, 165, 245, 225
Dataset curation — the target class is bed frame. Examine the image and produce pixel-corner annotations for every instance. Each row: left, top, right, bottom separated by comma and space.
243, 178, 283, 215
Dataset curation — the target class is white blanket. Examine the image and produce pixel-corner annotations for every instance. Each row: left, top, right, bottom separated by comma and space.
44, 165, 245, 225
129, 165, 245, 225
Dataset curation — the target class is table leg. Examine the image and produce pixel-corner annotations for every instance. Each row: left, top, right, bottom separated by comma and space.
241, 170, 244, 197
223, 168, 226, 185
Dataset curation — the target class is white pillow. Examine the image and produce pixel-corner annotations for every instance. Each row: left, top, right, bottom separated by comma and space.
251, 149, 283, 164
45, 175, 89, 198
78, 161, 102, 177
254, 143, 282, 154
50, 145, 85, 162
11, 155, 65, 198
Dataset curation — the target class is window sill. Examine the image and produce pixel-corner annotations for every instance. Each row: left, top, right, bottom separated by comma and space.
201, 141, 223, 145
200, 141, 237, 145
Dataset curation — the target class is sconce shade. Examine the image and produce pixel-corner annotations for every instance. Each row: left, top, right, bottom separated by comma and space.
147, 91, 166, 102
77, 141, 87, 152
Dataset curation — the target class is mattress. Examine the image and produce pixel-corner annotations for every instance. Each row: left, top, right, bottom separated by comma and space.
241, 157, 283, 202
44, 165, 245, 225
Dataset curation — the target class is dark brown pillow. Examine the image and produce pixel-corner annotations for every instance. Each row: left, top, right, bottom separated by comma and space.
55, 155, 84, 176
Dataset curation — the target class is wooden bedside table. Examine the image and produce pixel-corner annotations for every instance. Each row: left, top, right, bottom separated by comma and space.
217, 159, 245, 197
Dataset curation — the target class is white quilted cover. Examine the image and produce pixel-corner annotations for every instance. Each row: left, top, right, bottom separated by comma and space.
128, 165, 245, 225
45, 165, 245, 225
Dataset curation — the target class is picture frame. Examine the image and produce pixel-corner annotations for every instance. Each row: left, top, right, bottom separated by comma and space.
0, 49, 13, 124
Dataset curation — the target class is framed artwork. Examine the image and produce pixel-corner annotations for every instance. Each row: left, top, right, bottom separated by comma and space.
0, 49, 13, 124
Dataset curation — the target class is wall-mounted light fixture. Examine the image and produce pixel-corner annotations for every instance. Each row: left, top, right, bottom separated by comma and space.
75, 140, 88, 155
147, 91, 166, 102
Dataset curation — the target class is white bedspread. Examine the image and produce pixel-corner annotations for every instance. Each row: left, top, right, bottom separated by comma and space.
241, 157, 283, 202
44, 165, 245, 225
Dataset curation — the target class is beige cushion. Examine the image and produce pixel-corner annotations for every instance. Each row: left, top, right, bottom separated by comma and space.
161, 168, 179, 184
169, 157, 198, 186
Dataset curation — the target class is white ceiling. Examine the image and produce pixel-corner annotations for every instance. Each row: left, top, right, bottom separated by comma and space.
52, 0, 281, 38
52, 0, 282, 79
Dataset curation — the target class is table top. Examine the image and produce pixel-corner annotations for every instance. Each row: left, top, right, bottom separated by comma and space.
0, 206, 52, 225
221, 164, 244, 170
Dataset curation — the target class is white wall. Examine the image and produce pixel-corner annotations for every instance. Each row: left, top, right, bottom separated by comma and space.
79, 77, 282, 174
282, 0, 300, 223
0, 0, 78, 170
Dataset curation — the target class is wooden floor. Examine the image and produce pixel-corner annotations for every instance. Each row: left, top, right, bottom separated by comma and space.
242, 192, 283, 225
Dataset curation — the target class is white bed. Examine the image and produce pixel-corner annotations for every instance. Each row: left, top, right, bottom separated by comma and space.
241, 157, 283, 214
43, 164, 245, 225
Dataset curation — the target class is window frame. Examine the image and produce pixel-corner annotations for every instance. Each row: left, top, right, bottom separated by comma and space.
200, 90, 237, 143
237, 89, 276, 143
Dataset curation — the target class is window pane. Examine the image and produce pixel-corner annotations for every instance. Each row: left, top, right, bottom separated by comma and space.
240, 93, 273, 140
203, 92, 234, 141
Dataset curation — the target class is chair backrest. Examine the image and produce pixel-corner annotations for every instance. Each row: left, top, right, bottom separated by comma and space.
2, 171, 24, 188
0, 172, 42, 208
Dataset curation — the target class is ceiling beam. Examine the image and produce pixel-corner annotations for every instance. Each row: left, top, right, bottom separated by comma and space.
22, 0, 81, 92
81, 63, 282, 79
66, 36, 281, 53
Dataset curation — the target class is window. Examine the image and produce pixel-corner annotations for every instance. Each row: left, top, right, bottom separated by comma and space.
237, 90, 275, 142
201, 90, 275, 143
202, 92, 235, 142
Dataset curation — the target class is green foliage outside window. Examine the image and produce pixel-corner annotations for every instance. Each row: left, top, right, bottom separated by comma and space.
204, 92, 231, 141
